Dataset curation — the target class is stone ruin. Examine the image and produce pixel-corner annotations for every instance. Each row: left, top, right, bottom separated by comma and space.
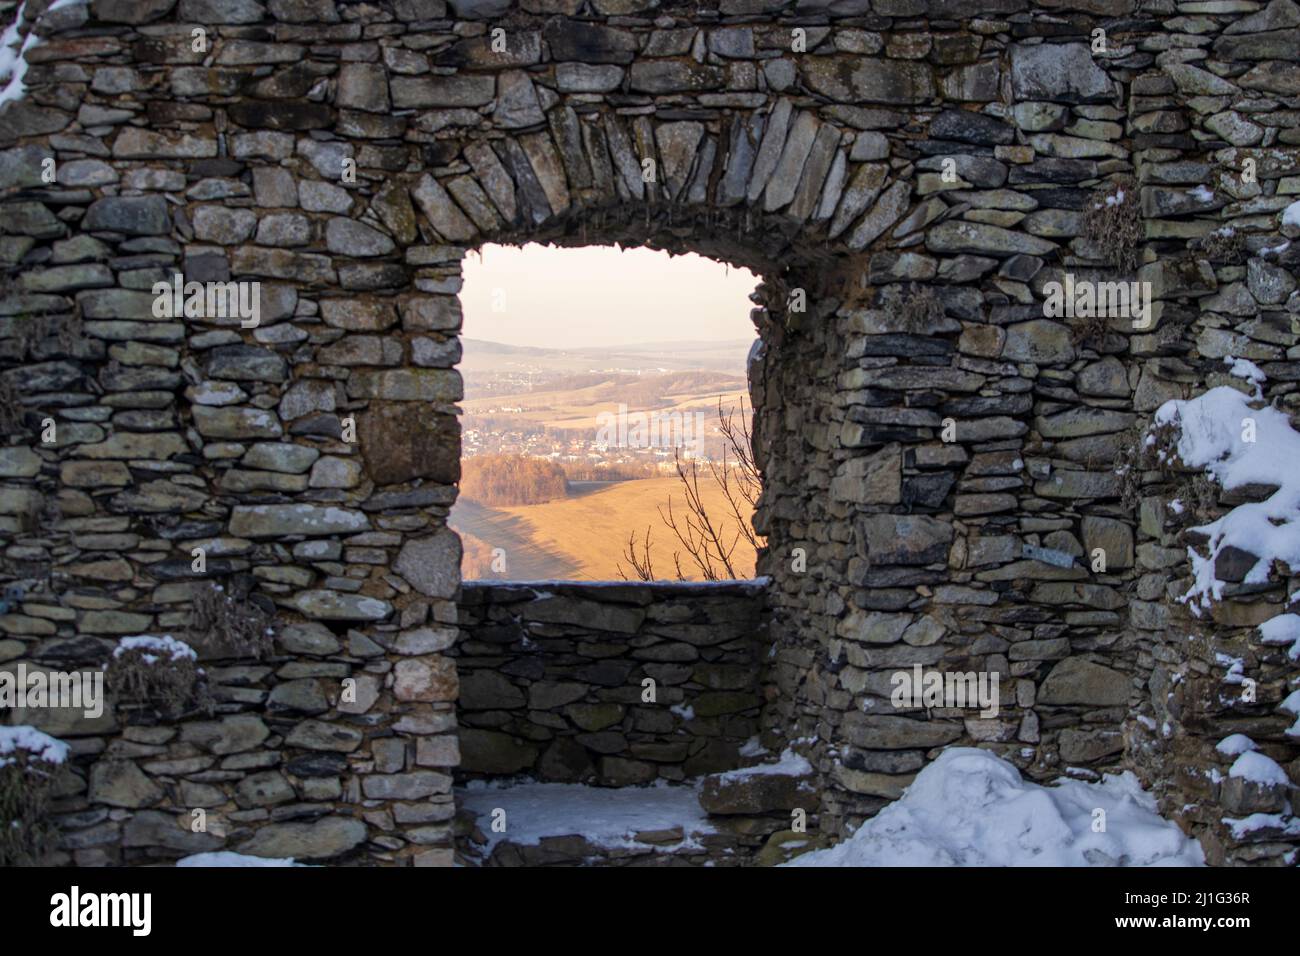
0, 0, 1297, 866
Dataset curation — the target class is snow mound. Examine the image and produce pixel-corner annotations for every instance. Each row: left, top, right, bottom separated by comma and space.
0, 725, 69, 767
786, 748, 1204, 867
176, 852, 303, 867
1259, 613, 1300, 661
458, 779, 714, 857
1284, 199, 1300, 231
1229, 750, 1289, 786
1281, 690, 1300, 738
1215, 733, 1256, 756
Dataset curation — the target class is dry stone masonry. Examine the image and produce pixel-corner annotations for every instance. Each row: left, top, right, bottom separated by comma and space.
0, 0, 1297, 866
454, 581, 768, 785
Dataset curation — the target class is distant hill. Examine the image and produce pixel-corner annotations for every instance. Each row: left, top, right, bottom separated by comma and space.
461, 338, 565, 356
461, 337, 756, 377
582, 338, 756, 355
462, 337, 755, 356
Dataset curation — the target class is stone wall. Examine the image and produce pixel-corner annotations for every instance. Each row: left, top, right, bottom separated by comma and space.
1126, 487, 1300, 866
0, 0, 1296, 866
739, 0, 1300, 861
3, 611, 462, 865
454, 581, 769, 785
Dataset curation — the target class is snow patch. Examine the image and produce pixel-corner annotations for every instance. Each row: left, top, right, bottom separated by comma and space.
0, 2, 37, 107
1258, 613, 1300, 661
0, 725, 69, 767
1215, 733, 1256, 756
458, 779, 715, 858
1228, 750, 1289, 786
1217, 652, 1246, 685
1151, 386, 1300, 612
715, 747, 812, 782
1281, 690, 1300, 738
113, 634, 197, 665
1224, 813, 1300, 840
0, 0, 79, 108
1283, 199, 1300, 231
176, 852, 304, 867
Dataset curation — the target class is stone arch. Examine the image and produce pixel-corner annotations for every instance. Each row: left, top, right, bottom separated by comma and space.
401, 103, 903, 271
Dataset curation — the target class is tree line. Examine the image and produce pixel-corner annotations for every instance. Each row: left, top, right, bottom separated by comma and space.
459, 453, 569, 506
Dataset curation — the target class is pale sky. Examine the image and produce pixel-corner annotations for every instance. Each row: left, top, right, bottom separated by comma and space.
459, 243, 760, 349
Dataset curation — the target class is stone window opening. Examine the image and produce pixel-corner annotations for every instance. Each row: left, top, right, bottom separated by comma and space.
444, 234, 795, 862
449, 239, 766, 585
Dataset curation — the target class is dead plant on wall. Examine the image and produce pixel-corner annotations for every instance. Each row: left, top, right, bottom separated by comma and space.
105, 637, 213, 719
189, 579, 276, 660
0, 748, 61, 866
1116, 416, 1218, 520
1169, 474, 1221, 531
1083, 175, 1142, 274
897, 283, 945, 330
1117, 419, 1160, 511
10, 316, 43, 359
1070, 309, 1114, 348
0, 375, 23, 436
1198, 226, 1247, 265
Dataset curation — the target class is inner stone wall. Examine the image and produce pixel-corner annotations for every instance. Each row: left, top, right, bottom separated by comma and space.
454, 581, 769, 786
0, 0, 1296, 867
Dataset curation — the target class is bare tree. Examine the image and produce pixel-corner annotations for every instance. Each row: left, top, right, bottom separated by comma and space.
618, 397, 764, 582
620, 527, 658, 582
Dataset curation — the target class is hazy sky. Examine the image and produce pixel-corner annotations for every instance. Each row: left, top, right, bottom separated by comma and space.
460, 243, 760, 349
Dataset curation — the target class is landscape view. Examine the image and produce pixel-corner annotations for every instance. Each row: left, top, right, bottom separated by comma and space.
451, 244, 762, 582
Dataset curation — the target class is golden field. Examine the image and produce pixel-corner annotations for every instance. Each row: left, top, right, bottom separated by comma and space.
450, 475, 758, 581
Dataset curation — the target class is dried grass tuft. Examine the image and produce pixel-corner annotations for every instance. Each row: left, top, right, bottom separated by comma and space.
0, 755, 59, 866
189, 581, 276, 660
1083, 176, 1142, 274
